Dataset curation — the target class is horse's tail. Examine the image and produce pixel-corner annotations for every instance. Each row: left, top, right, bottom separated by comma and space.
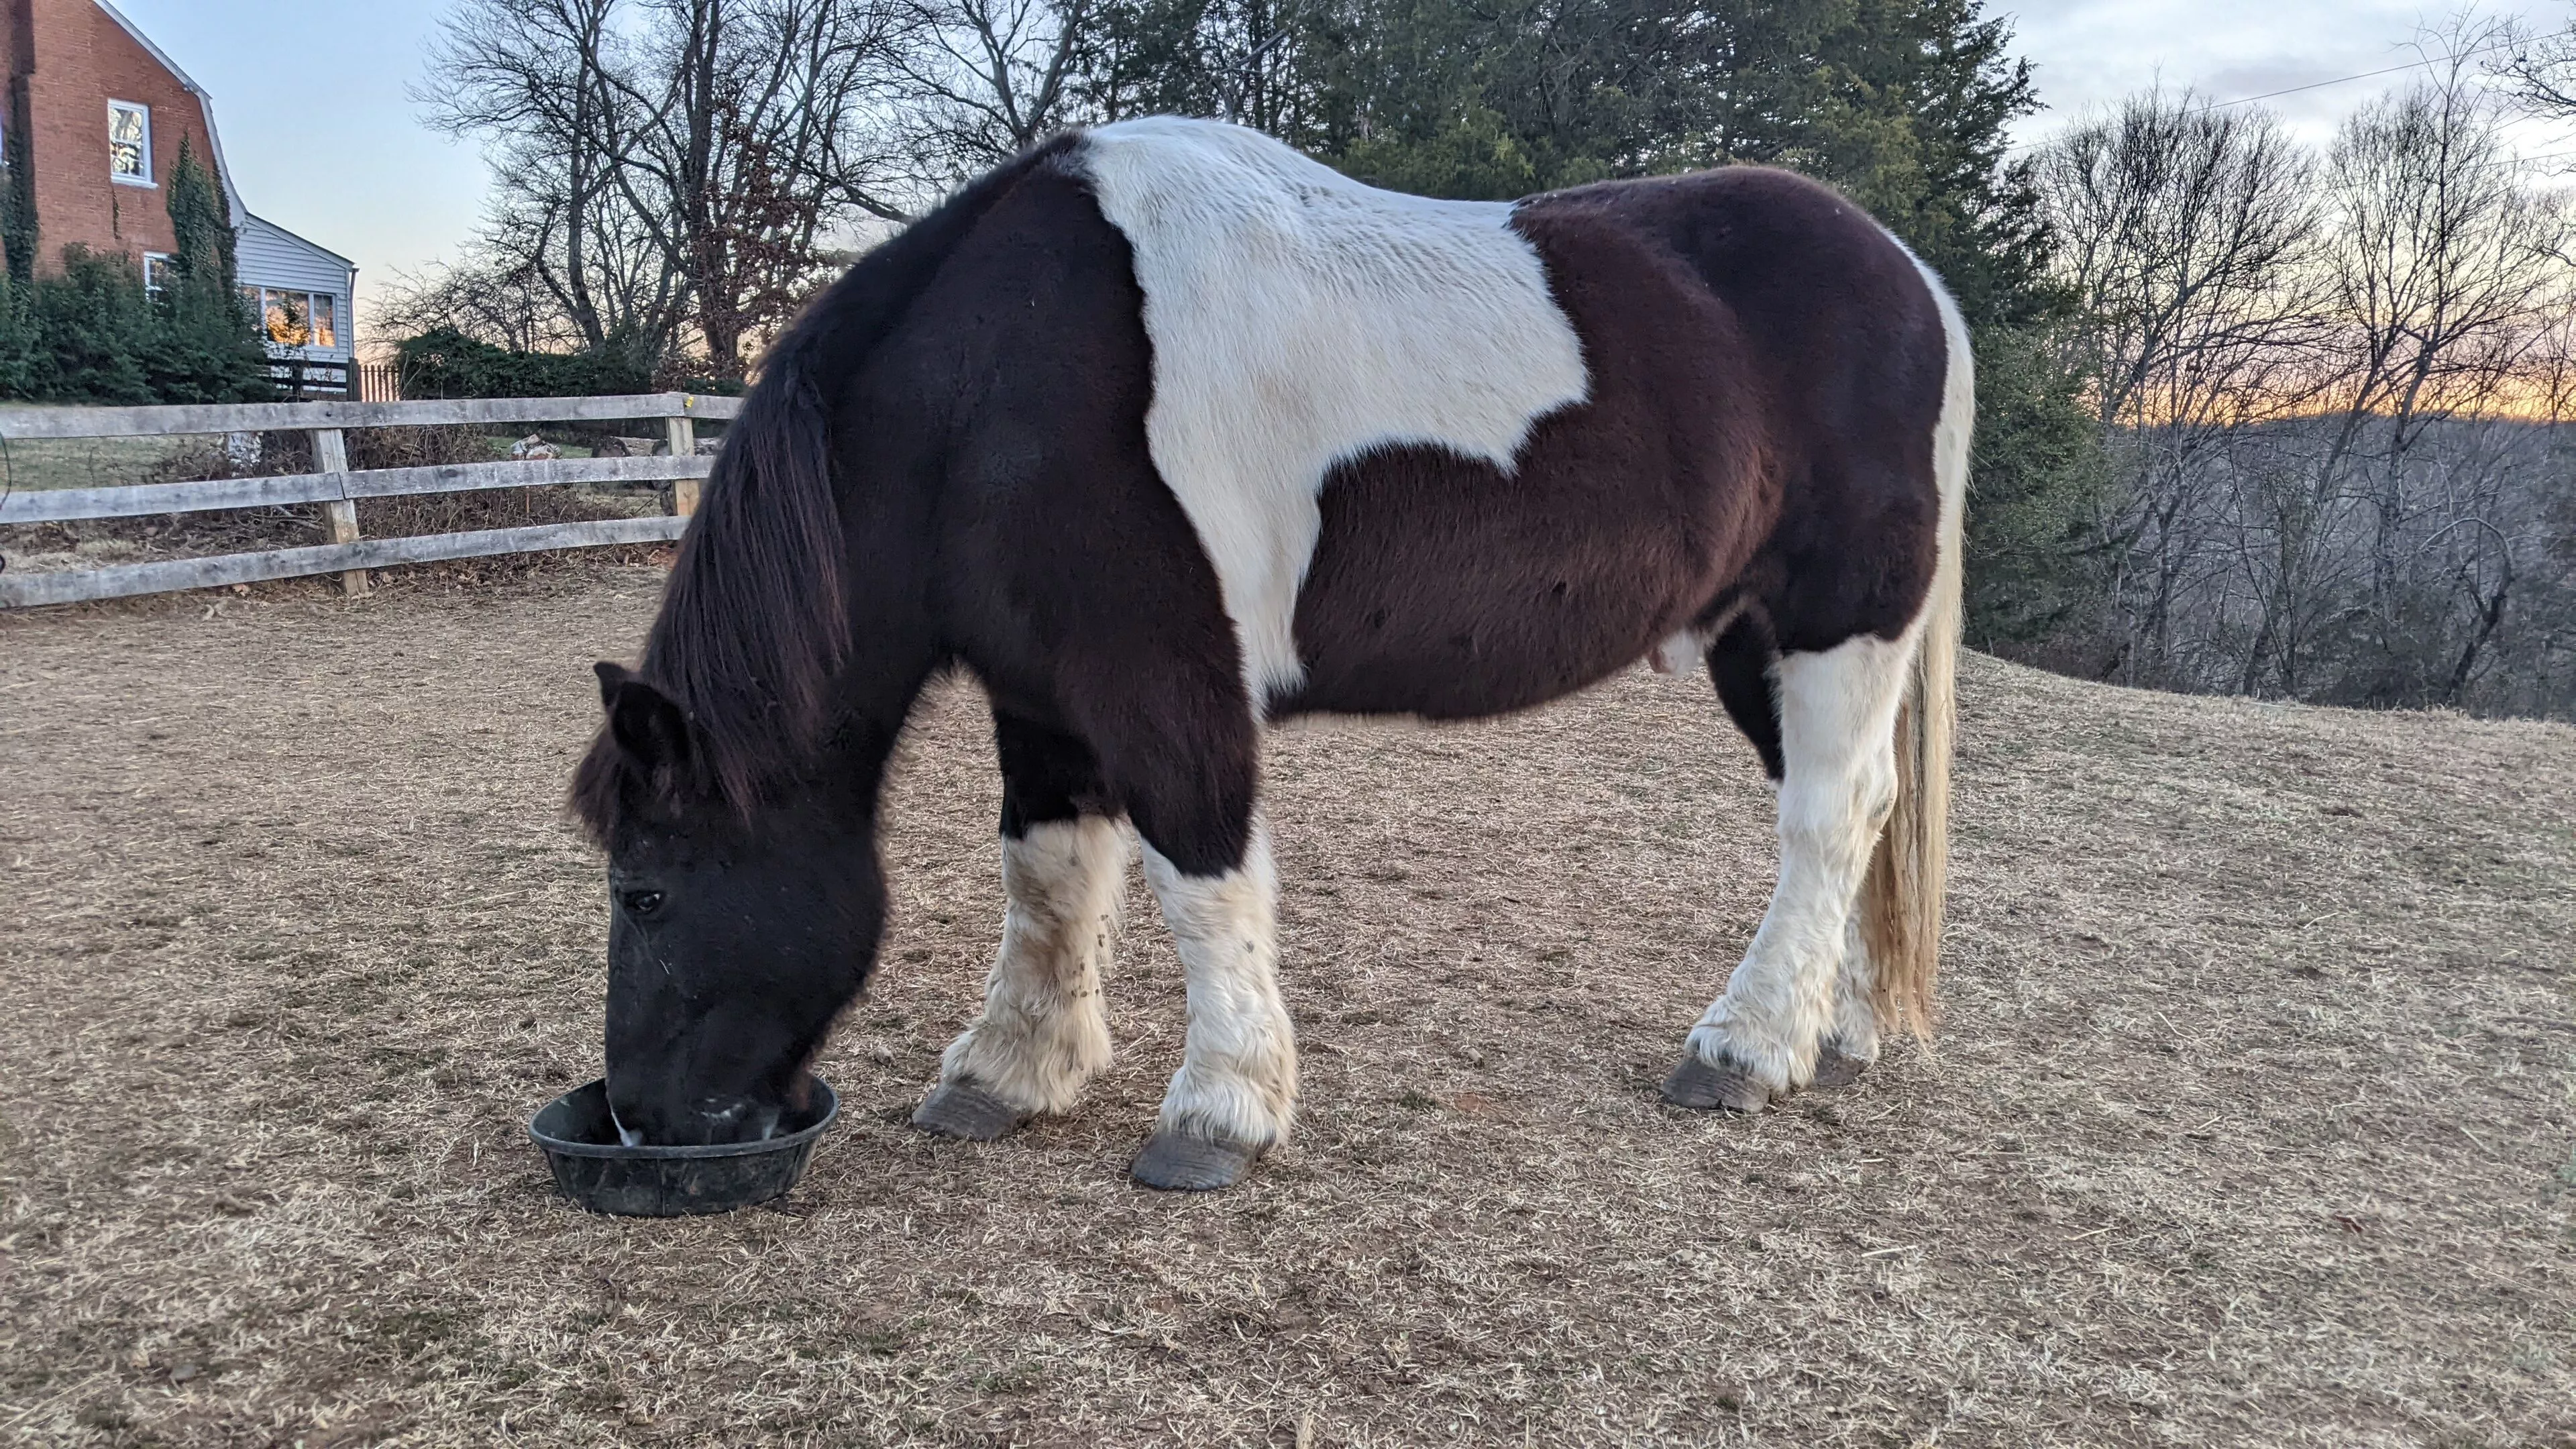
1862, 264, 1972, 1040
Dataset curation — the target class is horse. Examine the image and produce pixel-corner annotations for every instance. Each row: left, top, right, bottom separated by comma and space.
571, 115, 1968, 1191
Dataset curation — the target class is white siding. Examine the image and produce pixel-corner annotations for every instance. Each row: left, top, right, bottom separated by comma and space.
236, 214, 355, 360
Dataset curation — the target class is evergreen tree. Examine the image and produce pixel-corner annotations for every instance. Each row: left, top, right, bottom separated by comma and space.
0, 139, 270, 403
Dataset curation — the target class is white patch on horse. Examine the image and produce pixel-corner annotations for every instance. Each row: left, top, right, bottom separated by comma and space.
1650, 631, 1703, 676
1647, 602, 1743, 678
1684, 631, 1913, 1088
1902, 244, 1974, 595
1073, 117, 1591, 714
936, 816, 1131, 1114
1139, 818, 1297, 1146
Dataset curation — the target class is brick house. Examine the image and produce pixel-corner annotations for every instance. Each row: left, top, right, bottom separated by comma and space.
1, 0, 357, 386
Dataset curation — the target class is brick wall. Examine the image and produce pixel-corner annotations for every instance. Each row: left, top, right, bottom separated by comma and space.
6, 0, 225, 273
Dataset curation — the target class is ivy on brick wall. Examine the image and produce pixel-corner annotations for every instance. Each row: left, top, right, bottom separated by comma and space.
0, 138, 272, 404
1, 80, 36, 286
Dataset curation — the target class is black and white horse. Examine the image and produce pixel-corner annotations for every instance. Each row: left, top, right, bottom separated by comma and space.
573, 117, 1968, 1191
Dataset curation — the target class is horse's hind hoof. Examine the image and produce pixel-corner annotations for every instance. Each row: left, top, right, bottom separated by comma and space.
1808, 1046, 1872, 1090
1661, 1053, 1770, 1113
910, 1082, 1029, 1141
1130, 1130, 1260, 1191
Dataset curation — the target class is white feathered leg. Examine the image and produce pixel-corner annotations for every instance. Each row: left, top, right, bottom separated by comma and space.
1666, 633, 1911, 1110
1130, 816, 1297, 1189
915, 816, 1130, 1138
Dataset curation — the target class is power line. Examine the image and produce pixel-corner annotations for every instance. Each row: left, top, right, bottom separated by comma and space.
2192, 28, 2575, 113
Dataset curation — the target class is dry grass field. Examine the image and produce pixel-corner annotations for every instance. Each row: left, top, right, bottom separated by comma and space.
2, 564, 2571, 1448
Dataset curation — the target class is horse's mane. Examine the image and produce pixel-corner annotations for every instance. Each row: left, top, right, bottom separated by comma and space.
572, 134, 1081, 841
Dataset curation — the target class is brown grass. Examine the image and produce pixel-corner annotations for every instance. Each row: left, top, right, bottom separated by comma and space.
1, 566, 2571, 1448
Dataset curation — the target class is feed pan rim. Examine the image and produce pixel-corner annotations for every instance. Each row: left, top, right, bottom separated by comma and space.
527, 1075, 839, 1161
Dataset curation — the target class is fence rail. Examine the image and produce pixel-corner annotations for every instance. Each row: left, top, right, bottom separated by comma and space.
0, 390, 743, 441
0, 392, 737, 608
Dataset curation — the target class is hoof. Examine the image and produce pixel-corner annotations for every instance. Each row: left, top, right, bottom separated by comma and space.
1661, 1053, 1770, 1113
910, 1081, 1029, 1141
1130, 1130, 1261, 1191
1808, 1046, 1872, 1090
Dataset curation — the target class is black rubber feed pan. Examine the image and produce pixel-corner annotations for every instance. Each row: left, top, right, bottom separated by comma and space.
529, 1077, 838, 1217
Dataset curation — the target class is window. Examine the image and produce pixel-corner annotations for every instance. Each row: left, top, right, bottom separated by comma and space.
143, 253, 172, 297
249, 287, 343, 350
263, 288, 310, 347
108, 101, 151, 184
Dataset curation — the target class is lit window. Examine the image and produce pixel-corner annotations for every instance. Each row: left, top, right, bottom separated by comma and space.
143, 253, 172, 296
263, 288, 311, 347
108, 101, 150, 184
248, 288, 346, 350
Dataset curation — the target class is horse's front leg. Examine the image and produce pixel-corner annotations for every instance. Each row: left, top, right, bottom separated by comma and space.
1130, 812, 1296, 1189
915, 718, 1130, 1140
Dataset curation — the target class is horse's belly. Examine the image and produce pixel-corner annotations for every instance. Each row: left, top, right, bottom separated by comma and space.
1279, 440, 1727, 720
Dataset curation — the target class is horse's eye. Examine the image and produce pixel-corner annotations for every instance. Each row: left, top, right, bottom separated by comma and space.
621, 890, 665, 918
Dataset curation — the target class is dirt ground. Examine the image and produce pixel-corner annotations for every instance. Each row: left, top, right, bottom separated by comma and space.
2, 564, 2571, 1448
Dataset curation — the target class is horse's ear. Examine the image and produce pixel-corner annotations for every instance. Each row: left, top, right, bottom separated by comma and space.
595, 662, 692, 773
594, 659, 633, 712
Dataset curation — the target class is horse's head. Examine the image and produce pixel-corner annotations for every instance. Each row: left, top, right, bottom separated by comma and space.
574, 662, 884, 1146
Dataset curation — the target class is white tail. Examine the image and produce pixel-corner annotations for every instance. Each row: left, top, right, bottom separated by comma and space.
1862, 263, 1971, 1040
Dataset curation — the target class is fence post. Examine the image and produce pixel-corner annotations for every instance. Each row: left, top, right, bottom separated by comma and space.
666, 402, 700, 518
311, 427, 368, 597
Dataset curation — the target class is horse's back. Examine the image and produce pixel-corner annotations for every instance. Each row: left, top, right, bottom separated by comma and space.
897, 120, 1955, 726
1282, 162, 1953, 715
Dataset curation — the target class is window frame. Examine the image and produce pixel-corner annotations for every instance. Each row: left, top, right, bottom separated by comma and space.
307, 290, 337, 350
107, 99, 152, 187
250, 286, 346, 353
142, 252, 173, 297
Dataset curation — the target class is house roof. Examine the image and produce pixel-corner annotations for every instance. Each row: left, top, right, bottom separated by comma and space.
92, 0, 249, 229
246, 212, 356, 271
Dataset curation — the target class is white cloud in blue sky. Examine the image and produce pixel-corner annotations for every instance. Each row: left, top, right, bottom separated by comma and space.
101, 0, 2576, 333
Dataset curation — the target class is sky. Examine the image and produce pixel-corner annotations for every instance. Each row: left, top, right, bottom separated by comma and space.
103, 0, 2576, 335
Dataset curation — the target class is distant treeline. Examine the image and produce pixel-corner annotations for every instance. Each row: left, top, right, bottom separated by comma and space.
2009, 19, 2576, 720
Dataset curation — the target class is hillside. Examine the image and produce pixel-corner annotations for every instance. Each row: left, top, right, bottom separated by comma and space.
1, 568, 2570, 1446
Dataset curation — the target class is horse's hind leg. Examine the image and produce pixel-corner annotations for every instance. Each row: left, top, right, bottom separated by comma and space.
1666, 633, 1912, 1111
1811, 915, 1880, 1087
915, 716, 1130, 1140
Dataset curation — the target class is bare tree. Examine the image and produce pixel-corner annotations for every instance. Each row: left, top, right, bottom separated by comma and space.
419, 0, 682, 360
2035, 91, 2322, 686
894, 0, 1102, 176
2246, 36, 2568, 702
2031, 28, 2576, 720
602, 0, 917, 373
419, 0, 914, 378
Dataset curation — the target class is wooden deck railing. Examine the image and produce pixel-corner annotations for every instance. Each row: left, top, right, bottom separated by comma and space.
0, 392, 742, 608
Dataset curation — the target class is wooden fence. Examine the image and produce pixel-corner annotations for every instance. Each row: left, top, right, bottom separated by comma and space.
270, 357, 354, 400
0, 392, 742, 608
